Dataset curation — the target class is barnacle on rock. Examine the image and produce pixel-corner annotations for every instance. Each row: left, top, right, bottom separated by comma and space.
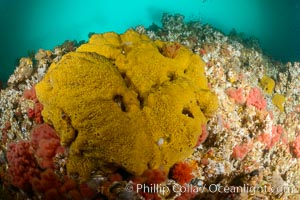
8, 58, 33, 85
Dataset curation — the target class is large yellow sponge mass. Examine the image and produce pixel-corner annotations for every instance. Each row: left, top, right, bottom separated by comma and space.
35, 30, 218, 180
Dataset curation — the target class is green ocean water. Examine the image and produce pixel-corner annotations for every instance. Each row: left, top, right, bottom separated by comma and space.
0, 0, 299, 84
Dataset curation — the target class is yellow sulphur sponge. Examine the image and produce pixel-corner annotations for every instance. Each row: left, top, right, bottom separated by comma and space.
272, 93, 285, 112
260, 75, 275, 95
35, 30, 218, 181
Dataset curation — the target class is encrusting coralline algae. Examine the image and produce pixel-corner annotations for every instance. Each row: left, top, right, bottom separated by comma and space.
0, 13, 300, 199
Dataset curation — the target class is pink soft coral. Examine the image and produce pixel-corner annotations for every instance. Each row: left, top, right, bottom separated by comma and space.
23, 87, 37, 100
195, 124, 208, 147
142, 169, 167, 184
175, 184, 198, 200
270, 125, 283, 147
1, 121, 11, 144
170, 162, 194, 185
292, 135, 300, 158
31, 169, 96, 200
6, 141, 40, 191
23, 86, 44, 123
232, 142, 252, 160
6, 123, 64, 191
226, 87, 245, 104
246, 87, 266, 110
31, 124, 64, 169
257, 125, 283, 149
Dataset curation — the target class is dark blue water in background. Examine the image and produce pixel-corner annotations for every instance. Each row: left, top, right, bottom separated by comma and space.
0, 0, 299, 84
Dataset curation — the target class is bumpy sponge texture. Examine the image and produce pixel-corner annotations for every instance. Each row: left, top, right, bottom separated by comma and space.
260, 75, 275, 95
36, 30, 217, 180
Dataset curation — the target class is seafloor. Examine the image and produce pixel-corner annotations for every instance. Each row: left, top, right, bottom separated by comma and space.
0, 14, 300, 200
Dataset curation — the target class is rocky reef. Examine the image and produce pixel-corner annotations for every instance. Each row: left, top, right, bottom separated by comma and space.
0, 13, 300, 200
